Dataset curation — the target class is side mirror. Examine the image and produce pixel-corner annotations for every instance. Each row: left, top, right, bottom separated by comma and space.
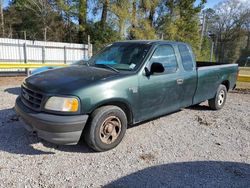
150, 62, 165, 74
144, 62, 165, 76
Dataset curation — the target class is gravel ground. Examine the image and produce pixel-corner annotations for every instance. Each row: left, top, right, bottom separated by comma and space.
0, 82, 249, 187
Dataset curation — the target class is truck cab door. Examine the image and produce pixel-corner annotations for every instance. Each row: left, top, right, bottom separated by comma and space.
137, 44, 180, 122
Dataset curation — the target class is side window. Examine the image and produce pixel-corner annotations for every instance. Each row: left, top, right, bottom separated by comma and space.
178, 44, 194, 71
150, 45, 178, 73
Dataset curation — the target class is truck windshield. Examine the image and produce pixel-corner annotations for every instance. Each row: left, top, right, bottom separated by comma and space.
89, 43, 151, 71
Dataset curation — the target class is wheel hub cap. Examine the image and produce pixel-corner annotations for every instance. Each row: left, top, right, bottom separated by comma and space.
105, 124, 113, 133
100, 116, 121, 144
218, 90, 225, 105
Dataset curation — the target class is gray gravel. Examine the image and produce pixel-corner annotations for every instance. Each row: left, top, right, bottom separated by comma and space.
0, 85, 249, 188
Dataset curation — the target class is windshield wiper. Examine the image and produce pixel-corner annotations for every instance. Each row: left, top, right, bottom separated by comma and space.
94, 64, 120, 73
82, 60, 90, 66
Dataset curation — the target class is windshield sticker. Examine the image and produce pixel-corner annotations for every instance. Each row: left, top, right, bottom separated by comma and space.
129, 63, 136, 69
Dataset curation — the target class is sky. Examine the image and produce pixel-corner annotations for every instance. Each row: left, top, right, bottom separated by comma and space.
204, 0, 223, 8
3, 0, 9, 7
195, 0, 223, 8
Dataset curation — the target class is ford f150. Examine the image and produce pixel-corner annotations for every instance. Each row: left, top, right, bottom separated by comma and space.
15, 40, 238, 151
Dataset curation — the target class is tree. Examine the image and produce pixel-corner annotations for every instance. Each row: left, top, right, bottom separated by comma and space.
55, 0, 88, 43
209, 0, 250, 63
140, 0, 159, 27
100, 0, 109, 27
111, 0, 131, 38
78, 0, 87, 42
87, 21, 120, 53
0, 0, 4, 37
19, 0, 54, 41
2, 0, 249, 62
156, 0, 206, 58
55, 0, 78, 42
4, 0, 66, 41
238, 10, 250, 65
128, 0, 157, 39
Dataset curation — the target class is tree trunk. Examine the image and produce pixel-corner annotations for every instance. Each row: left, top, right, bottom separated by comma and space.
216, 31, 224, 63
78, 0, 87, 43
166, 0, 175, 21
200, 11, 206, 52
101, 0, 109, 27
0, 0, 4, 37
131, 1, 136, 28
246, 28, 250, 50
168, 0, 174, 17
44, 27, 47, 41
119, 19, 125, 38
149, 8, 154, 27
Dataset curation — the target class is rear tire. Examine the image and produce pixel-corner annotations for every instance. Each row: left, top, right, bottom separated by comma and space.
84, 105, 127, 152
208, 84, 227, 110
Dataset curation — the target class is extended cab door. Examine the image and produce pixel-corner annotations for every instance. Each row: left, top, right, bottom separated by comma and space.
137, 44, 180, 122
176, 44, 197, 107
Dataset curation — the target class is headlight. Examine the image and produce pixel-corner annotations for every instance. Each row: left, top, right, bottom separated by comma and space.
45, 97, 79, 112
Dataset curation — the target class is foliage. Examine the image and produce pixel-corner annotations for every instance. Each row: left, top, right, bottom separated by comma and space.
4, 0, 66, 41
129, 18, 156, 39
0, 0, 249, 63
208, 0, 250, 63
157, 0, 205, 59
86, 21, 120, 53
110, 0, 131, 38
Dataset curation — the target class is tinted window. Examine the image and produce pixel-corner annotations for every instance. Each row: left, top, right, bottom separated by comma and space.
178, 44, 194, 71
150, 45, 178, 73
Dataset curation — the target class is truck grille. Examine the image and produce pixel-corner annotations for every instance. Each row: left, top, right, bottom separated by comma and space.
21, 85, 44, 111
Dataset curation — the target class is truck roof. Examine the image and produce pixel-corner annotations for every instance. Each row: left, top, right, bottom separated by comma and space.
114, 40, 188, 46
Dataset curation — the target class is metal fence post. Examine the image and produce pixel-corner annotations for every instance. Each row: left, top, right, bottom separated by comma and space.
23, 42, 28, 75
23, 43, 27, 63
87, 35, 92, 58
64, 46, 67, 64
89, 44, 92, 58
42, 46, 45, 64
210, 41, 214, 62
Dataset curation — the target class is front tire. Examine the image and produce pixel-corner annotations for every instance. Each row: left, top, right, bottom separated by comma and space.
208, 84, 227, 110
84, 105, 127, 152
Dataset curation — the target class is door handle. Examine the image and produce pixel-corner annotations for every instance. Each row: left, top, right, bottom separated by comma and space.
177, 79, 184, 85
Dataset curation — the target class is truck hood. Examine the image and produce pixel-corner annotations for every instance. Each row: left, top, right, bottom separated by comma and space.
24, 66, 119, 94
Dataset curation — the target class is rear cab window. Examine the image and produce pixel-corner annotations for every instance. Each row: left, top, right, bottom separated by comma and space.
150, 45, 178, 74
178, 44, 195, 71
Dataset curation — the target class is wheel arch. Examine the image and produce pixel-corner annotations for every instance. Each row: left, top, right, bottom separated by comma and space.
221, 80, 230, 91
88, 99, 134, 125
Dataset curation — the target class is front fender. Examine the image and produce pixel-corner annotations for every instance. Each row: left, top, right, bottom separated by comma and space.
77, 75, 139, 122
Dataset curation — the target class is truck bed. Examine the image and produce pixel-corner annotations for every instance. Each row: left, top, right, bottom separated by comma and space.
196, 61, 230, 67
193, 62, 238, 105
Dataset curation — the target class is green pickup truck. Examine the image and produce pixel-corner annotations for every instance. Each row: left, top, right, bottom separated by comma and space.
15, 40, 238, 151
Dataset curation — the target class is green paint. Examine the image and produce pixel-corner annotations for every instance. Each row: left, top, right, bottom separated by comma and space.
23, 41, 238, 124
